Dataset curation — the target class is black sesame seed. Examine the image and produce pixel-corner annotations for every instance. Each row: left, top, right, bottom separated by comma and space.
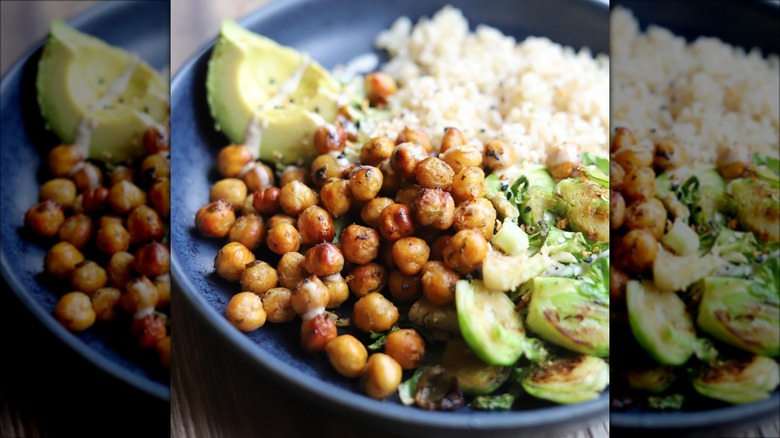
500, 183, 508, 191
583, 256, 593, 263
506, 192, 512, 200
524, 206, 532, 213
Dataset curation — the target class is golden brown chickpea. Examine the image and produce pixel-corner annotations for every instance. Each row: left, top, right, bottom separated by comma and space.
229, 213, 267, 250
262, 287, 296, 323
610, 265, 629, 302
611, 191, 626, 229
241, 162, 275, 193
214, 241, 256, 282
311, 154, 343, 187
611, 127, 637, 152
483, 140, 516, 170
625, 198, 667, 239
240, 260, 278, 296
363, 353, 402, 399
242, 194, 257, 215
127, 205, 165, 244
304, 242, 344, 277
378, 159, 403, 196
384, 329, 425, 370
442, 229, 488, 274
107, 252, 134, 289
365, 72, 397, 108
440, 127, 467, 153
253, 187, 282, 216
388, 270, 422, 303
392, 237, 430, 276
717, 146, 751, 180
360, 197, 393, 229
618, 229, 658, 274
154, 274, 171, 309
546, 143, 582, 180
91, 287, 121, 322
210, 178, 247, 211
48, 145, 84, 178
623, 166, 656, 202
134, 242, 170, 277
415, 157, 454, 189
131, 313, 167, 349
70, 260, 107, 295
654, 140, 687, 171
156, 336, 171, 370
347, 263, 387, 298
611, 160, 626, 191
395, 184, 423, 209
55, 292, 95, 331
452, 198, 496, 240
349, 166, 384, 202
390, 142, 427, 179
313, 124, 347, 155
40, 178, 77, 209
326, 334, 368, 378
108, 180, 147, 215
613, 145, 653, 172
420, 261, 459, 306
25, 200, 65, 238
429, 235, 452, 261
122, 276, 159, 314
298, 205, 335, 245
58, 214, 93, 249
266, 222, 301, 255
301, 313, 338, 353
99, 215, 123, 228
140, 152, 170, 186
450, 166, 487, 204
149, 178, 170, 218
340, 225, 380, 265
82, 187, 110, 214
195, 199, 236, 238
277, 252, 307, 290
396, 127, 432, 153
279, 181, 318, 216
279, 166, 308, 187
226, 292, 266, 332
44, 242, 85, 279
143, 124, 170, 154
217, 144, 254, 178
109, 165, 134, 187
70, 162, 103, 192
267, 213, 296, 229
379, 203, 415, 241
292, 275, 330, 317
323, 273, 349, 308
361, 137, 395, 166
353, 292, 399, 333
320, 178, 353, 218
441, 146, 482, 175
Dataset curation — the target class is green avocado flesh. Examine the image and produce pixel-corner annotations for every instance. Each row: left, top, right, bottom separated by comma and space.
36, 20, 168, 164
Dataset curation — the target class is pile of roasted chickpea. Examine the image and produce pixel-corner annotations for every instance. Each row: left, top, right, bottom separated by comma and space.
196, 76, 520, 399
24, 126, 171, 370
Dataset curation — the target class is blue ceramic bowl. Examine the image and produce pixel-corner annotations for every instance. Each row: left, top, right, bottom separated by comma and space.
0, 1, 170, 400
171, 0, 608, 435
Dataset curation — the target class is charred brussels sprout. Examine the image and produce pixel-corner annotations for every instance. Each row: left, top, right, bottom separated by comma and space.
512, 166, 556, 233
627, 366, 676, 393
521, 355, 609, 404
555, 178, 609, 242
727, 178, 780, 242
693, 356, 780, 404
441, 337, 510, 395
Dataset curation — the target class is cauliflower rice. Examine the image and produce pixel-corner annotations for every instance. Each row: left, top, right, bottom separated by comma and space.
369, 6, 610, 164
611, 7, 780, 162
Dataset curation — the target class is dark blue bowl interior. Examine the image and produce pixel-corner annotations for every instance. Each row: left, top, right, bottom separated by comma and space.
171, 0, 608, 435
0, 1, 170, 400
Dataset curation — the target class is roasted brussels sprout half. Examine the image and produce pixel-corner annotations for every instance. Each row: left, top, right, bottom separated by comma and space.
652, 247, 718, 292
481, 249, 553, 292
727, 178, 779, 242
511, 166, 556, 232
661, 217, 699, 256
626, 366, 676, 393
442, 337, 510, 395
521, 355, 609, 404
555, 178, 609, 242
693, 356, 780, 404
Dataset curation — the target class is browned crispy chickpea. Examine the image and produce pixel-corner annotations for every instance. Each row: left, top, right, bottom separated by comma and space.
390, 142, 427, 179
99, 215, 122, 228
361, 197, 394, 228
378, 159, 402, 196
25, 200, 65, 238
140, 152, 170, 186
320, 178, 353, 218
70, 260, 107, 295
134, 242, 170, 277
40, 178, 76, 208
149, 178, 170, 218
416, 157, 454, 189
340, 225, 380, 265
326, 334, 368, 378
92, 287, 121, 322
546, 143, 582, 180
82, 187, 109, 214
242, 194, 257, 215
384, 328, 425, 370
310, 154, 343, 187
623, 166, 656, 202
107, 251, 134, 289
611, 127, 637, 152
143, 124, 170, 154
262, 287, 295, 323
217, 144, 254, 178
396, 184, 423, 209
347, 263, 387, 298
388, 270, 421, 303
366, 72, 397, 108
349, 166, 384, 201
240, 260, 278, 296
392, 237, 430, 276
323, 274, 349, 308
215, 241, 256, 282
363, 353, 402, 399
253, 187, 282, 216
379, 203, 415, 241
304, 242, 344, 277
654, 140, 687, 171
618, 229, 658, 274
610, 265, 629, 302
195, 199, 236, 238
122, 276, 159, 314
229, 214, 267, 250
717, 146, 751, 180
292, 275, 330, 317
298, 205, 335, 245
131, 312, 167, 349
361, 137, 395, 166
109, 165, 134, 187
154, 274, 171, 308
453, 198, 496, 240
625, 198, 667, 239
108, 180, 146, 215
267, 213, 296, 229
210, 178, 247, 211
440, 127, 467, 153
450, 166, 486, 203
611, 160, 626, 191
58, 214, 93, 249
441, 146, 482, 175
279, 181, 318, 216
301, 313, 337, 353
241, 162, 275, 193
277, 252, 307, 290
127, 205, 164, 244
421, 261, 459, 306
613, 145, 653, 172
353, 292, 399, 333
442, 229, 488, 274
279, 166, 308, 187
483, 140, 516, 170
396, 127, 432, 153
611, 191, 626, 229
429, 235, 452, 261
55, 292, 95, 331
48, 145, 84, 178
266, 222, 301, 255
226, 292, 266, 332
44, 241, 84, 279
70, 162, 103, 192
313, 124, 347, 154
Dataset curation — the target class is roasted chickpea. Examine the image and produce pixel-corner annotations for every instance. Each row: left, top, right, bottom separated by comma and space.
611, 160, 626, 191
70, 162, 103, 192
229, 213, 267, 250
353, 292, 399, 333
441, 146, 482, 175
347, 263, 387, 298
613, 145, 653, 172
122, 276, 159, 314
253, 187, 282, 216
410, 188, 454, 230
610, 265, 629, 302
349, 166, 384, 202
214, 241, 256, 282
292, 275, 330, 317
421, 261, 459, 306
440, 127, 467, 153
310, 154, 343, 187
395, 184, 422, 209
195, 199, 236, 238
449, 166, 486, 203
131, 312, 167, 349
240, 260, 278, 297
304, 242, 344, 277
366, 72, 397, 108
267, 213, 296, 229
108, 180, 147, 215
133, 242, 170, 277
109, 165, 134, 187
217, 144, 254, 178
619, 229, 658, 274
326, 334, 368, 378
156, 336, 171, 370
396, 127, 432, 153
210, 178, 247, 211
48, 145, 84, 177
242, 194, 257, 215
82, 187, 110, 214
623, 166, 656, 202
388, 270, 422, 303
143, 125, 170, 153
313, 124, 347, 154
55, 292, 95, 332
717, 146, 751, 180
361, 137, 395, 166
625, 198, 667, 239
279, 165, 308, 187
323, 273, 350, 308
430, 235, 452, 261
44, 241, 85, 279
546, 142, 582, 179
149, 178, 170, 218
361, 197, 394, 229
378, 159, 403, 196
91, 287, 121, 322
363, 353, 402, 399
453, 198, 496, 240
301, 313, 338, 353
279, 181, 318, 216
25, 200, 65, 238
140, 152, 170, 186
654, 140, 687, 171
390, 142, 427, 179
298, 205, 335, 245
154, 274, 171, 309
107, 251, 135, 289
320, 178, 353, 218
40, 178, 77, 208
442, 229, 488, 275
58, 214, 93, 249
266, 222, 301, 255
70, 260, 107, 295
262, 287, 295, 323
392, 237, 430, 276
241, 162, 275, 193
384, 329, 425, 370
415, 157, 454, 189
127, 205, 165, 244
611, 127, 637, 152
340, 225, 380, 265
226, 292, 267, 332
379, 203, 415, 241
611, 191, 626, 229
483, 140, 516, 170
277, 252, 307, 290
